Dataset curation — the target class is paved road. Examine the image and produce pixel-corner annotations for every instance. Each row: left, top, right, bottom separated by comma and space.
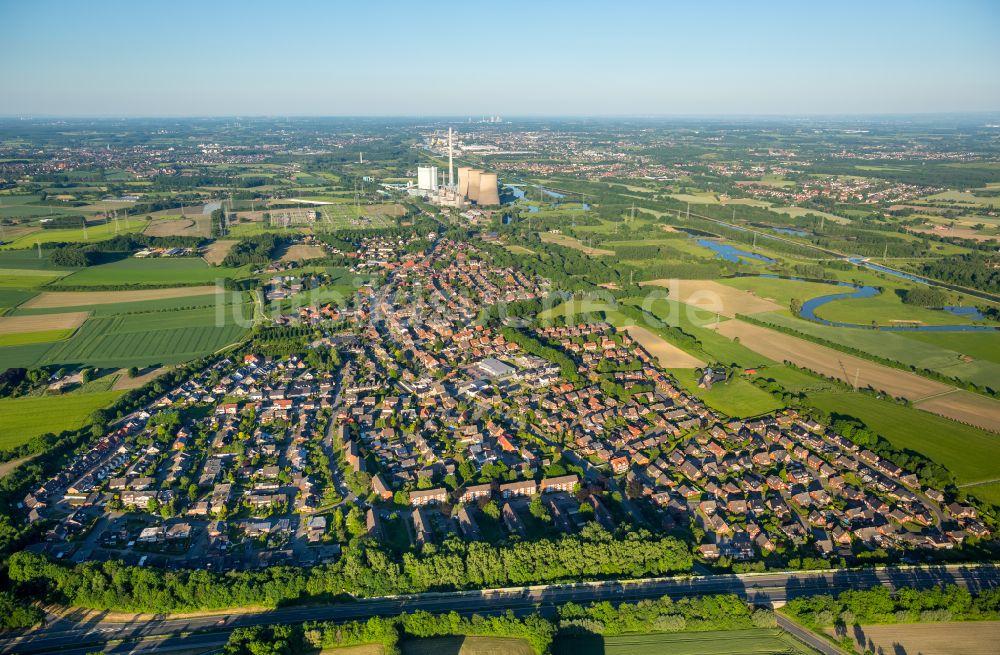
2, 563, 997, 654
775, 613, 847, 655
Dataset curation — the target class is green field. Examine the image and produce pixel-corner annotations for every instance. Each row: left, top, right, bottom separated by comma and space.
812, 288, 984, 327
0, 250, 76, 270
961, 482, 1000, 507
54, 257, 249, 286
0, 220, 148, 249
673, 369, 783, 418
807, 392, 1000, 487
36, 305, 250, 367
0, 391, 123, 449
719, 277, 844, 308
553, 629, 815, 655
0, 289, 37, 311
0, 328, 75, 347
0, 267, 65, 288
0, 303, 251, 368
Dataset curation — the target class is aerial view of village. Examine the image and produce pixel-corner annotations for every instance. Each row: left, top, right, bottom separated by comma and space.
1, 2, 999, 655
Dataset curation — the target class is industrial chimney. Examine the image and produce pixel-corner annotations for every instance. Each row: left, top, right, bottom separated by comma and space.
448, 128, 454, 189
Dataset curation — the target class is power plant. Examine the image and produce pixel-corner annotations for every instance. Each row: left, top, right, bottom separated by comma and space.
413, 128, 501, 207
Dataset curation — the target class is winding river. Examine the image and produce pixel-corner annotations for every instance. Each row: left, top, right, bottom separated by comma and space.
751, 275, 998, 333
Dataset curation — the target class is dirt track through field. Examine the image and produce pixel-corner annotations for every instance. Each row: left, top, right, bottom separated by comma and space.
713, 318, 1000, 432
642, 279, 781, 317
0, 311, 89, 333
624, 325, 705, 368
22, 286, 221, 308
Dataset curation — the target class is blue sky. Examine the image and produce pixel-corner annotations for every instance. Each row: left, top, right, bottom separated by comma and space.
1, 0, 998, 116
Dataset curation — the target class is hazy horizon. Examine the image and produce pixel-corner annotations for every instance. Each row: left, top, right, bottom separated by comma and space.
2, 0, 999, 117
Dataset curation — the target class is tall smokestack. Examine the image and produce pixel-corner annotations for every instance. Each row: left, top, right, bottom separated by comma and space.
448, 128, 454, 189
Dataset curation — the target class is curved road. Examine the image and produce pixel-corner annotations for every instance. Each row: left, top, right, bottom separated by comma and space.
2, 563, 997, 655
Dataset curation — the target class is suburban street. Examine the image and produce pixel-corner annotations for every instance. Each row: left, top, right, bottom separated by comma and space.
2, 563, 996, 655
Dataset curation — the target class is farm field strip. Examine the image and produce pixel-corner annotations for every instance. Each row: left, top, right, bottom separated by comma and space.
825, 620, 1000, 655
914, 390, 1000, 434
642, 279, 782, 317
0, 328, 75, 347
0, 311, 89, 333
754, 311, 1000, 389
623, 324, 706, 368
51, 257, 248, 287
22, 285, 222, 308
712, 317, 953, 401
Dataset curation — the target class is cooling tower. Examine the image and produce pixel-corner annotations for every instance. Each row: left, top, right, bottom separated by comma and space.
457, 166, 472, 197
467, 169, 482, 202
477, 173, 500, 206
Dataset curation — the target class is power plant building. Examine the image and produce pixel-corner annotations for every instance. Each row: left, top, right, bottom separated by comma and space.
417, 165, 438, 192
476, 172, 500, 206
467, 169, 481, 202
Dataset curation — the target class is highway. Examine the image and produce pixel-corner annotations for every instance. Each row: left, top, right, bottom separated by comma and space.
2, 563, 997, 655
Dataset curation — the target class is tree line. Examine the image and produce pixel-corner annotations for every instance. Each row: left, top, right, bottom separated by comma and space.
7, 525, 691, 614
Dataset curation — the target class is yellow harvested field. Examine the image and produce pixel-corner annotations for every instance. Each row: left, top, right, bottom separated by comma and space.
0, 311, 88, 334
111, 366, 168, 391
642, 279, 781, 317
915, 390, 1000, 434
827, 621, 1000, 655
624, 325, 705, 368
23, 286, 221, 309
202, 240, 237, 265
713, 318, 951, 400
280, 244, 326, 261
